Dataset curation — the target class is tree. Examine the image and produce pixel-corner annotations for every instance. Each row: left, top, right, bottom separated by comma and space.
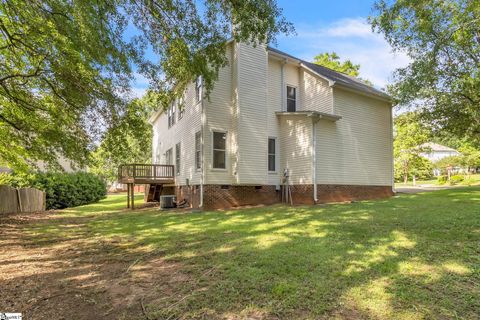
313, 52, 373, 85
370, 0, 480, 145
1, 0, 293, 173
458, 144, 480, 173
313, 52, 360, 77
89, 97, 154, 182
394, 112, 431, 183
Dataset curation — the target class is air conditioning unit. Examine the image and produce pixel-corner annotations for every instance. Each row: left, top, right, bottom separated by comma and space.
160, 195, 176, 209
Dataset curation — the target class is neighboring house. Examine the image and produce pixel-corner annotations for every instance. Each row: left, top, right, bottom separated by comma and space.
419, 142, 461, 162
36, 156, 80, 173
149, 42, 394, 209
419, 142, 462, 176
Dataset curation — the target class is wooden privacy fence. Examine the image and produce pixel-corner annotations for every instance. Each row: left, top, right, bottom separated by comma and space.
0, 185, 46, 215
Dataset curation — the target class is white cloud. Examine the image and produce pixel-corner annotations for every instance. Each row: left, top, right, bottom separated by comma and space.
129, 72, 149, 99
277, 17, 410, 88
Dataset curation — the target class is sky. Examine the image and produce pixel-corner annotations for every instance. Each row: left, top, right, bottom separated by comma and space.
131, 0, 410, 96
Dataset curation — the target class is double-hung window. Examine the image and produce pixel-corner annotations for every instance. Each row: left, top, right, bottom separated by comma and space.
168, 104, 176, 128
165, 148, 173, 165
195, 131, 201, 170
175, 143, 181, 175
195, 76, 202, 103
178, 96, 185, 120
286, 85, 297, 112
268, 138, 276, 172
212, 131, 226, 169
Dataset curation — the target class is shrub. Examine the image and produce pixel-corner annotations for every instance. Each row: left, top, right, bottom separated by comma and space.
462, 175, 476, 186
449, 175, 464, 185
437, 175, 448, 185
31, 172, 106, 209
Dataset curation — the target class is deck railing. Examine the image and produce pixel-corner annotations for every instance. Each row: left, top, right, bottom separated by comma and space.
118, 164, 174, 183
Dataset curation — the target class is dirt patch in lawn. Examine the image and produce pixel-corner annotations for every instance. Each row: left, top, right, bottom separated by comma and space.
0, 211, 190, 320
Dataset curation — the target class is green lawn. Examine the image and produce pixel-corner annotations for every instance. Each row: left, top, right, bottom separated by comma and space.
21, 189, 480, 319
395, 173, 480, 187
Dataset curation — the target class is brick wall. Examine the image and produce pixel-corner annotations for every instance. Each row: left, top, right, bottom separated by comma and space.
316, 184, 394, 203
175, 185, 201, 208
202, 185, 281, 210
173, 184, 393, 210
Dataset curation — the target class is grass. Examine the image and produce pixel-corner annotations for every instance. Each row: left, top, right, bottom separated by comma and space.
395, 173, 480, 187
22, 189, 480, 319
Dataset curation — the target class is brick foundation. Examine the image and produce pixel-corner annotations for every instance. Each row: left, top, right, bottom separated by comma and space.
316, 184, 394, 203
202, 185, 281, 210
175, 185, 201, 208
173, 184, 393, 210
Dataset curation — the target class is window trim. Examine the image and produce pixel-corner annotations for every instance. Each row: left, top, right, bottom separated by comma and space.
211, 130, 227, 171
177, 96, 185, 121
286, 84, 298, 112
195, 76, 202, 104
168, 103, 176, 128
268, 137, 277, 173
175, 142, 181, 175
165, 147, 173, 165
195, 131, 201, 171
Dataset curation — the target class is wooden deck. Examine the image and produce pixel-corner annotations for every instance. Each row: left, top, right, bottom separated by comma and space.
118, 164, 175, 185
118, 164, 175, 209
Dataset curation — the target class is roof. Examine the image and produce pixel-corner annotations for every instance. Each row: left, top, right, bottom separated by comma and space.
420, 142, 460, 153
267, 46, 391, 101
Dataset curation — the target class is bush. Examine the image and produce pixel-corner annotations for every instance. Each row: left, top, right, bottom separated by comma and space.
31, 172, 106, 209
449, 175, 464, 185
462, 175, 476, 186
437, 175, 448, 185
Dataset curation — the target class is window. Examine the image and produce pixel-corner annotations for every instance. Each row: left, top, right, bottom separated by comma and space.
286, 85, 296, 112
195, 131, 201, 170
167, 107, 172, 128
195, 76, 202, 103
212, 131, 226, 169
168, 104, 176, 128
268, 138, 276, 172
175, 143, 181, 175
165, 148, 173, 165
178, 96, 185, 120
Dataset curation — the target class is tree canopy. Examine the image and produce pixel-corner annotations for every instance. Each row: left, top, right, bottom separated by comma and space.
370, 0, 480, 145
393, 112, 432, 183
90, 97, 154, 182
1, 0, 293, 172
313, 52, 360, 77
313, 52, 373, 86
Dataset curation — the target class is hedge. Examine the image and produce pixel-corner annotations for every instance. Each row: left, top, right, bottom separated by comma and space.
31, 172, 106, 209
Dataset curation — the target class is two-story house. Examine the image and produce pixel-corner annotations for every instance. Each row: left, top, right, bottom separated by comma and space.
149, 41, 394, 209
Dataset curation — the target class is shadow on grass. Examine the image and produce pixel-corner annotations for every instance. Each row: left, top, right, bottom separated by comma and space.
2, 187, 479, 319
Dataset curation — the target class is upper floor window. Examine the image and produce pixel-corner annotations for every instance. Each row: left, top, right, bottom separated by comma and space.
212, 131, 226, 169
195, 131, 201, 170
268, 138, 276, 172
178, 95, 185, 121
195, 76, 202, 103
175, 142, 181, 175
168, 104, 176, 128
286, 85, 297, 112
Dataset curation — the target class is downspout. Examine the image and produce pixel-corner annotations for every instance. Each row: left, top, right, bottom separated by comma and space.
312, 117, 319, 204
200, 84, 205, 208
390, 105, 395, 194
